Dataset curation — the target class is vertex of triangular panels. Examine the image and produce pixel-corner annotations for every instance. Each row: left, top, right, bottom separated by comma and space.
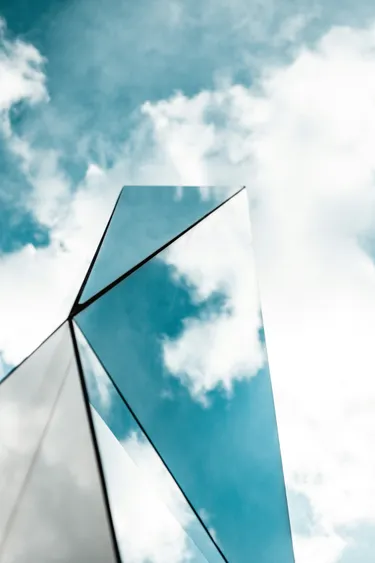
74, 188, 295, 563
76, 185, 243, 307
0, 322, 119, 563
73, 321, 225, 563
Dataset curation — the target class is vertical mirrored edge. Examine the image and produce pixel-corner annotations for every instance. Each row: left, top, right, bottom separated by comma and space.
73, 318, 230, 563
69, 320, 122, 563
0, 318, 69, 389
243, 187, 296, 562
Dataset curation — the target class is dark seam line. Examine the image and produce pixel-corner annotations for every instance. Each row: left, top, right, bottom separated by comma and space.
73, 320, 229, 563
69, 320, 123, 563
69, 188, 123, 314
0, 355, 72, 558
0, 317, 68, 389
71, 186, 245, 317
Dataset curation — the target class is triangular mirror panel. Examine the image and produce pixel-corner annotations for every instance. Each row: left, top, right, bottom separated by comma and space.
78, 186, 240, 305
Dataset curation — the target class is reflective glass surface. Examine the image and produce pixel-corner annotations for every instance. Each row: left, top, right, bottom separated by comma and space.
79, 185, 236, 304
75, 323, 224, 563
76, 190, 294, 563
0, 324, 69, 546
0, 325, 118, 562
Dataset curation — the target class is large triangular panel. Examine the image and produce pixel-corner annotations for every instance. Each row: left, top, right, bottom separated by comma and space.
75, 188, 295, 563
0, 322, 119, 563
74, 322, 225, 563
0, 324, 70, 545
78, 185, 239, 304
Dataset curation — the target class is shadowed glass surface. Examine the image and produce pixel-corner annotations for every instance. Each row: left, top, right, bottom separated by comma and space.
79, 185, 236, 304
0, 324, 69, 546
76, 189, 295, 563
0, 323, 118, 563
75, 322, 224, 563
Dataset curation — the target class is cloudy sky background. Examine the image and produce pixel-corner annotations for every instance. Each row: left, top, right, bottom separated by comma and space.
2, 0, 375, 561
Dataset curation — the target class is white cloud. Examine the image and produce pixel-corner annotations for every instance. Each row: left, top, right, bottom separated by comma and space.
294, 534, 346, 563
85, 162, 105, 178
0, 21, 71, 229
0, 18, 47, 120
5, 136, 72, 228
161, 190, 265, 403
142, 95, 216, 185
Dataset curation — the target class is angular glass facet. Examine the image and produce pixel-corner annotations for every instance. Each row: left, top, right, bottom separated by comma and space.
79, 185, 237, 304
0, 324, 70, 545
76, 189, 294, 563
0, 323, 118, 563
75, 323, 224, 563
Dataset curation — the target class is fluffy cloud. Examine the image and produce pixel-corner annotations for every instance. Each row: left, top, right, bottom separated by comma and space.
161, 189, 265, 402
0, 18, 47, 119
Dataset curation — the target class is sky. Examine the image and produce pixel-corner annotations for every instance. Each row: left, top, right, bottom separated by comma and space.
2, 0, 375, 561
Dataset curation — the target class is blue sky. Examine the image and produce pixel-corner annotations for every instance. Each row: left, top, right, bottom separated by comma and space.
3, 1, 375, 562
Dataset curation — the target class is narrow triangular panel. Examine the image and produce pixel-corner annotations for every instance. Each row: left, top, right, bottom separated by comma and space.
0, 324, 70, 546
0, 324, 118, 563
79, 185, 239, 304
75, 189, 295, 563
74, 322, 224, 563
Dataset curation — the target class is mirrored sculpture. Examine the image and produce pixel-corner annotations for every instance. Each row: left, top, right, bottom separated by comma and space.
0, 186, 295, 563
